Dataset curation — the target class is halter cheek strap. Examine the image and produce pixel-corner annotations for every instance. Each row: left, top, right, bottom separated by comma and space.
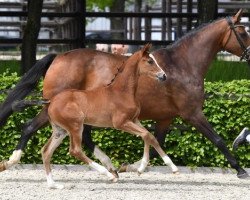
226, 17, 250, 61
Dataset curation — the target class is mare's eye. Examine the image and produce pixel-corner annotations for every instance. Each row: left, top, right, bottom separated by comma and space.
148, 59, 154, 65
239, 31, 248, 39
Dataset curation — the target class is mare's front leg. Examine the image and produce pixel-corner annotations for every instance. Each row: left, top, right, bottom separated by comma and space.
0, 107, 49, 171
187, 111, 249, 179
42, 124, 67, 189
118, 120, 178, 174
82, 125, 118, 176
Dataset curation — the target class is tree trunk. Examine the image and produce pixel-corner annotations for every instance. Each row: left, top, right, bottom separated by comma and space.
21, 0, 43, 75
110, 0, 125, 40
198, 0, 218, 25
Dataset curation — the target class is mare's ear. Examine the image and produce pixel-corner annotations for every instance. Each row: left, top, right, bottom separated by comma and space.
233, 9, 243, 23
141, 43, 152, 57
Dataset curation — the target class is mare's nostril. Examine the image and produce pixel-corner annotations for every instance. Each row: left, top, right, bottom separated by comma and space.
162, 74, 166, 81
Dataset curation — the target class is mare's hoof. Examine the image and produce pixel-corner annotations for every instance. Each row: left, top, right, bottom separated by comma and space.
237, 171, 249, 179
0, 161, 7, 172
118, 163, 128, 173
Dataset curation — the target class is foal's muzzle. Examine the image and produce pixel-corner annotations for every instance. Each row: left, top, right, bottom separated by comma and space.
156, 72, 167, 81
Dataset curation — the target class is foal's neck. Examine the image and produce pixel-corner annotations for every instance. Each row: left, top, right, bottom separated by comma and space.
110, 57, 140, 96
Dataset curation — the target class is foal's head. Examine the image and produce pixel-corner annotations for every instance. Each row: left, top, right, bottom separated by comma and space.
221, 9, 250, 63
136, 44, 166, 81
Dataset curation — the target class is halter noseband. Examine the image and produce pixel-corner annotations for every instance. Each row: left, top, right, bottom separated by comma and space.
226, 17, 250, 61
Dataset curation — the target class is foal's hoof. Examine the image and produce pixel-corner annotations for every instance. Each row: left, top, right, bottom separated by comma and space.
0, 161, 7, 172
110, 177, 118, 183
48, 183, 64, 189
109, 168, 119, 178
173, 170, 180, 175
137, 170, 142, 176
237, 171, 249, 179
118, 163, 128, 173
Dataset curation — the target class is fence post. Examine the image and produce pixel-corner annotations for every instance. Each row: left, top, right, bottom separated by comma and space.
161, 0, 166, 41
75, 0, 85, 48
176, 0, 183, 38
166, 0, 172, 41
198, 0, 218, 24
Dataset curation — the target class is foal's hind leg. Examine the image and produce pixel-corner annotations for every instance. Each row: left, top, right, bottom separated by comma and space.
69, 125, 118, 182
0, 108, 49, 172
119, 120, 178, 174
42, 124, 67, 189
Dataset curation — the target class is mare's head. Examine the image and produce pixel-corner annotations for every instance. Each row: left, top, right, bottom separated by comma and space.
221, 9, 250, 63
135, 43, 166, 81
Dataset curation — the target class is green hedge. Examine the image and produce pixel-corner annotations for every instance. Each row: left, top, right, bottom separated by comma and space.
0, 72, 249, 168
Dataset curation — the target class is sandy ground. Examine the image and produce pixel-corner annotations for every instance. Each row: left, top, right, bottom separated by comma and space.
0, 165, 249, 200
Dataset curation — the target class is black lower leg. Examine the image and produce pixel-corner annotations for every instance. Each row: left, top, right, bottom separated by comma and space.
149, 128, 169, 159
15, 110, 49, 151
82, 125, 95, 151
191, 115, 248, 178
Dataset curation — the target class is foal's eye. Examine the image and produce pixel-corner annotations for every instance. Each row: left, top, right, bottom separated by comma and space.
147, 59, 154, 65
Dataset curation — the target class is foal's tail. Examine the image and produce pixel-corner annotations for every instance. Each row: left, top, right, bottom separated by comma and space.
0, 53, 57, 127
12, 99, 50, 112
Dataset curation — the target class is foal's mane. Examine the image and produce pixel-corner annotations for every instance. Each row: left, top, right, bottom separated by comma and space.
106, 50, 145, 86
166, 17, 224, 50
106, 62, 125, 86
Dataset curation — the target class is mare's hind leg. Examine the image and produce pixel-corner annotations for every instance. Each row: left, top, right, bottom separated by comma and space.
42, 124, 67, 189
118, 120, 178, 174
82, 125, 118, 176
0, 107, 49, 172
69, 125, 118, 182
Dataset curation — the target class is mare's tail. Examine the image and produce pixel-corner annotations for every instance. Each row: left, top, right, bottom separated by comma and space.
0, 53, 57, 127
12, 99, 50, 112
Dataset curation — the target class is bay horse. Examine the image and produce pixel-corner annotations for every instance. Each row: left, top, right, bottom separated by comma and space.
19, 45, 178, 189
0, 10, 250, 178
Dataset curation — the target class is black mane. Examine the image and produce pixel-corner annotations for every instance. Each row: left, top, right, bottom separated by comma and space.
166, 17, 224, 50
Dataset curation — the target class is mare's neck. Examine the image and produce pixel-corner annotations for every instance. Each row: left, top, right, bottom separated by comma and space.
163, 19, 228, 80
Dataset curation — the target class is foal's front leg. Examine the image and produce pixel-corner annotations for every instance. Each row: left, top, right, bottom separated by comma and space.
119, 120, 179, 174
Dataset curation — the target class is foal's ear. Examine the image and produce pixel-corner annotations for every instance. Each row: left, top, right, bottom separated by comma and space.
141, 43, 152, 57
233, 9, 243, 23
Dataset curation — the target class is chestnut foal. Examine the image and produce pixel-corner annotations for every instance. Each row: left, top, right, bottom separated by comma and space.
36, 44, 178, 189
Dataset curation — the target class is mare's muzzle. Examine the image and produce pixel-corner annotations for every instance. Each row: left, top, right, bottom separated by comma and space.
156, 72, 167, 81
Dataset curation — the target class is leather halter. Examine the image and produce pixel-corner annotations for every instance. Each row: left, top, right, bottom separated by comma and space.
226, 17, 250, 61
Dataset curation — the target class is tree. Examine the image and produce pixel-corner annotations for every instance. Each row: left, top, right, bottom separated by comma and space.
21, 0, 43, 75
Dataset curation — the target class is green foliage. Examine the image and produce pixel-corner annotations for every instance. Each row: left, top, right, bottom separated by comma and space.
0, 60, 20, 75
206, 60, 250, 82
0, 74, 249, 168
87, 0, 114, 11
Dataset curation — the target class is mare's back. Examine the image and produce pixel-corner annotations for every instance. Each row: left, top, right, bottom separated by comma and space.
43, 48, 128, 99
